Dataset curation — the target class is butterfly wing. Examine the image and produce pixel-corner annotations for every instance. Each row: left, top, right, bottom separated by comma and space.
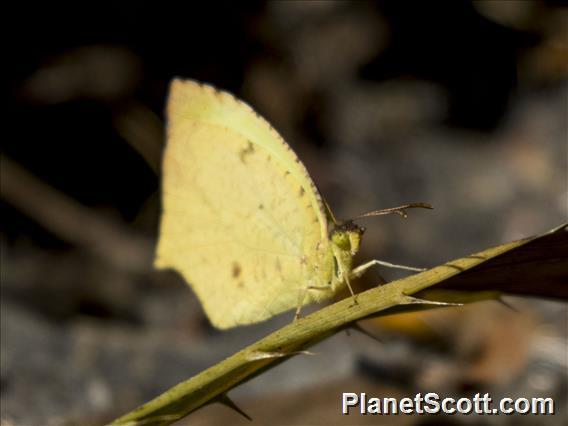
155, 80, 335, 328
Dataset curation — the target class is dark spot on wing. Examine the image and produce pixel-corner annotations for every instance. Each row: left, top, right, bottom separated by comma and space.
232, 262, 242, 278
284, 170, 290, 176
239, 141, 255, 163
299, 187, 305, 197
258, 204, 264, 210
275, 258, 282, 273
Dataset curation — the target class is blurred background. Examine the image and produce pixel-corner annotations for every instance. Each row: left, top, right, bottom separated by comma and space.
1, 1, 567, 425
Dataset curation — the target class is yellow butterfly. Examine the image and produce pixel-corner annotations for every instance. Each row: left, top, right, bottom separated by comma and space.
155, 79, 430, 329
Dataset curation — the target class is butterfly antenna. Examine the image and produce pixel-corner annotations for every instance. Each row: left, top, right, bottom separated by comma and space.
323, 198, 340, 225
354, 203, 433, 220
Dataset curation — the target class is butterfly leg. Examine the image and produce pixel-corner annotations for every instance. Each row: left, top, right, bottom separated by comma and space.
343, 274, 358, 304
331, 245, 358, 304
294, 287, 309, 320
350, 259, 425, 279
294, 285, 335, 320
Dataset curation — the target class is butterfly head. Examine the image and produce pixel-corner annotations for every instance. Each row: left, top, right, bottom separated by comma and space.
331, 221, 366, 256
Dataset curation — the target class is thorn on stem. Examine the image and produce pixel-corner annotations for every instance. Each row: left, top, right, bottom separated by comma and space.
246, 350, 316, 362
217, 394, 252, 421
349, 323, 383, 343
497, 297, 519, 312
399, 295, 463, 307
